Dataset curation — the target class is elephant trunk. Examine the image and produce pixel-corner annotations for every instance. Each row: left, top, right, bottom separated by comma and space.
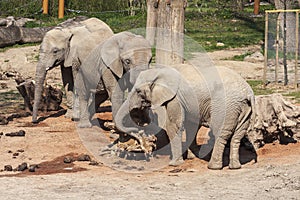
114, 98, 140, 134
32, 62, 47, 123
114, 90, 161, 135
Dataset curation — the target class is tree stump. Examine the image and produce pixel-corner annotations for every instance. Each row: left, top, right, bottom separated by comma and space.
15, 77, 63, 112
247, 93, 300, 149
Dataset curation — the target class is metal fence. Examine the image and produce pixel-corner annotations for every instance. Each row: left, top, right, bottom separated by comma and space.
263, 9, 300, 88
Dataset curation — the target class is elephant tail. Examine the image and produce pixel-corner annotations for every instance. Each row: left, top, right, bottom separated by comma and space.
247, 94, 256, 132
235, 94, 256, 133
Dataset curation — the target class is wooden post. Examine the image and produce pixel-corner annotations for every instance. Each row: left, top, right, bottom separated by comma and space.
295, 11, 299, 88
254, 0, 260, 15
58, 0, 65, 19
146, 0, 159, 46
263, 11, 268, 86
42, 0, 49, 15
156, 0, 185, 66
275, 17, 280, 83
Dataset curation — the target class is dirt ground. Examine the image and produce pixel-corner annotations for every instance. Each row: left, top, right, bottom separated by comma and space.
0, 45, 299, 199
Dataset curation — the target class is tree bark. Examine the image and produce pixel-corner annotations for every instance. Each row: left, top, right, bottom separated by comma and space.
247, 93, 300, 149
154, 0, 185, 66
15, 77, 63, 113
274, 0, 297, 53
0, 26, 51, 48
146, 0, 159, 46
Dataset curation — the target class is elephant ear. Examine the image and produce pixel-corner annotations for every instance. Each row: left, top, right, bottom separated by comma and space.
139, 68, 180, 106
64, 26, 89, 67
101, 37, 123, 78
63, 31, 77, 67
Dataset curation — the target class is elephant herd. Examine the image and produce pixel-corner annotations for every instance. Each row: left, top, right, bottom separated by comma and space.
32, 18, 256, 170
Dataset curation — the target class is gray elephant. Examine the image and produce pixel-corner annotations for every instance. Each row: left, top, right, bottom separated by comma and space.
32, 17, 114, 123
75, 31, 152, 128
115, 64, 255, 169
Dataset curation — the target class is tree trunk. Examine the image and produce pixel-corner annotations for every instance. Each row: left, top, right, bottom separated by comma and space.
0, 26, 50, 48
274, 0, 297, 53
146, 0, 159, 46
155, 0, 185, 66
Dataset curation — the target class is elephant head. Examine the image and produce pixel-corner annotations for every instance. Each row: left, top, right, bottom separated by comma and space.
32, 28, 73, 122
101, 32, 153, 117
114, 67, 181, 134
32, 18, 113, 123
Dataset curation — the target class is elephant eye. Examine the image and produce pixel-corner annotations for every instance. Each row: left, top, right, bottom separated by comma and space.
53, 48, 59, 54
124, 59, 131, 65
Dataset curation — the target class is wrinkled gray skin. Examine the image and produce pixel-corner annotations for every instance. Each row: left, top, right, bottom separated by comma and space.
115, 64, 255, 169
75, 32, 152, 128
32, 18, 113, 123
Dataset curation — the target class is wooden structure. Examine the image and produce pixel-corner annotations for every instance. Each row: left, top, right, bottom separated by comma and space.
146, 0, 185, 66
42, 0, 64, 18
263, 9, 300, 88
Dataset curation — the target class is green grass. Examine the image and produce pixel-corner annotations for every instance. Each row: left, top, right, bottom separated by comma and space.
247, 80, 274, 95
283, 91, 300, 103
226, 51, 254, 61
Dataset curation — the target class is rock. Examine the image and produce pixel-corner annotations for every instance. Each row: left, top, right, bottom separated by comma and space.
29, 164, 39, 172
0, 116, 8, 125
89, 161, 100, 166
12, 152, 19, 157
17, 162, 28, 171
216, 42, 225, 47
4, 165, 13, 171
5, 130, 26, 137
64, 156, 75, 164
244, 51, 264, 63
77, 154, 91, 162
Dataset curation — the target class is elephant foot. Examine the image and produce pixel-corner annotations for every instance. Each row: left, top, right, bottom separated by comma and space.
229, 160, 241, 170
207, 160, 223, 170
169, 158, 184, 166
72, 109, 80, 121
77, 120, 92, 128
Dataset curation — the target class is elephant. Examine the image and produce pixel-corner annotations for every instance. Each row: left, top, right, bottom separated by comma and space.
75, 31, 152, 128
32, 17, 114, 123
114, 64, 255, 169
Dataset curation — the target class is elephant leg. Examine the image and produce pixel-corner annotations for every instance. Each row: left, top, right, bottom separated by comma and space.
61, 66, 74, 119
208, 130, 232, 170
76, 72, 92, 128
71, 66, 80, 120
228, 130, 245, 170
185, 120, 200, 159
229, 108, 251, 169
166, 100, 184, 166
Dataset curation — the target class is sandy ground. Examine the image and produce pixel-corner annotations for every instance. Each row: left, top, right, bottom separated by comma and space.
0, 45, 299, 199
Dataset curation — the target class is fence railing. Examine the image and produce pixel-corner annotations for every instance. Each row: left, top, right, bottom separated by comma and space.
264, 9, 300, 88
